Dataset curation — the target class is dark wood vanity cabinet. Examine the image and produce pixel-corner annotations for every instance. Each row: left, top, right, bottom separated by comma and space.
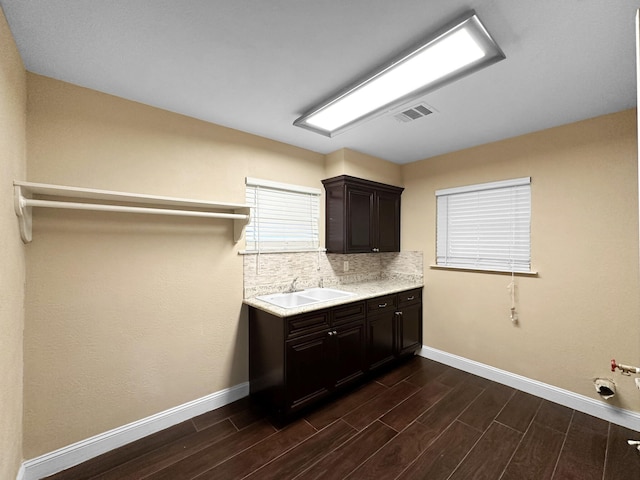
322, 175, 404, 253
286, 316, 366, 411
250, 302, 366, 416
366, 288, 423, 371
396, 288, 423, 357
249, 287, 422, 420
366, 294, 398, 370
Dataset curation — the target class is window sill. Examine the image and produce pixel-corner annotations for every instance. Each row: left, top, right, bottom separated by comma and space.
429, 265, 538, 277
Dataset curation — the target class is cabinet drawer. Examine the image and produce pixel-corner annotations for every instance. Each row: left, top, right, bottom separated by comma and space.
397, 288, 422, 307
332, 301, 365, 327
287, 311, 330, 339
366, 294, 397, 314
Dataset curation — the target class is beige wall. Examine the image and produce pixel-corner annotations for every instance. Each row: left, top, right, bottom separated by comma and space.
0, 6, 26, 479
24, 73, 326, 457
325, 148, 402, 186
20, 70, 640, 460
403, 109, 640, 411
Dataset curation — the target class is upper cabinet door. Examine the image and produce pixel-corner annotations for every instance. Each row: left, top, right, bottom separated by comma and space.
346, 186, 375, 253
323, 175, 403, 254
376, 190, 401, 252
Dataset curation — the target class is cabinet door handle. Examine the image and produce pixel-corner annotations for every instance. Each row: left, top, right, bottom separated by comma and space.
333, 330, 337, 335
378, 303, 387, 308
407, 296, 415, 301
372, 248, 379, 252
328, 331, 334, 336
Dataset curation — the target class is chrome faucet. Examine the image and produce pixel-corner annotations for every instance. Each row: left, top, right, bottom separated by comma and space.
288, 277, 299, 292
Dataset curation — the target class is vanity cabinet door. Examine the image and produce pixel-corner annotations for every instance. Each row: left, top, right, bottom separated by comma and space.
366, 294, 398, 370
332, 321, 366, 388
285, 331, 331, 411
285, 320, 365, 410
396, 288, 423, 356
329, 302, 366, 389
367, 312, 396, 370
396, 303, 422, 356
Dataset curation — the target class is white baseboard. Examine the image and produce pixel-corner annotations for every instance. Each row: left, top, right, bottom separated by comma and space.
20, 382, 249, 480
19, 351, 640, 480
419, 346, 640, 432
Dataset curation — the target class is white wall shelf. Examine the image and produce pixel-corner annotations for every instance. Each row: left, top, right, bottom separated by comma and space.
13, 181, 251, 244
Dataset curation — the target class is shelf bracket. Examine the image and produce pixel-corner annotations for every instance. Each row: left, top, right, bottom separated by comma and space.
14, 184, 32, 243
233, 206, 251, 243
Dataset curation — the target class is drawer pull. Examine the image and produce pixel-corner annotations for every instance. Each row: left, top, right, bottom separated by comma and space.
407, 296, 415, 301
378, 303, 388, 308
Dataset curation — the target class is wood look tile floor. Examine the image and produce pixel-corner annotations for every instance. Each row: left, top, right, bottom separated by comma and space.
45, 357, 640, 480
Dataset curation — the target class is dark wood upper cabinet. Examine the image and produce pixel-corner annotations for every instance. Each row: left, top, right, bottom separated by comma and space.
322, 175, 404, 253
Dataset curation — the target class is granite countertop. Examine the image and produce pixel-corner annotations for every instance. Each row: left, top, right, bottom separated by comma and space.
243, 279, 423, 317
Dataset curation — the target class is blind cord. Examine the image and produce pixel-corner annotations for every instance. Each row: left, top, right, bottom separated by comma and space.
508, 187, 518, 324
507, 271, 518, 324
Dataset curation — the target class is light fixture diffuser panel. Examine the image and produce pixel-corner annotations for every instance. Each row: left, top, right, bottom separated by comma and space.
293, 11, 505, 137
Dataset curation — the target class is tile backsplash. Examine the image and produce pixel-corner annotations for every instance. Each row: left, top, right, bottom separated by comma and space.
243, 251, 423, 298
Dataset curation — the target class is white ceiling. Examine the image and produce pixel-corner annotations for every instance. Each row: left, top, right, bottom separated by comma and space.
1, 0, 638, 164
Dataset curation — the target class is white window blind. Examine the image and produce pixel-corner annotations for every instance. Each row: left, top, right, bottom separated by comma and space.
436, 177, 531, 273
245, 177, 320, 252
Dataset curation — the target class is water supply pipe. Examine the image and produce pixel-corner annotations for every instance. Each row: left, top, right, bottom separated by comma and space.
611, 359, 640, 375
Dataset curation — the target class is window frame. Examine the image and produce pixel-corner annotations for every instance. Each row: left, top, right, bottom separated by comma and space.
434, 177, 533, 274
244, 177, 321, 253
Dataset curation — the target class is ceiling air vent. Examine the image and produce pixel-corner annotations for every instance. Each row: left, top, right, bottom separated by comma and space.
393, 103, 433, 123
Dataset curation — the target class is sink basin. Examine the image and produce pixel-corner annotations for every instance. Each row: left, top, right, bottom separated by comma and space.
254, 292, 318, 309
297, 288, 355, 301
256, 288, 355, 309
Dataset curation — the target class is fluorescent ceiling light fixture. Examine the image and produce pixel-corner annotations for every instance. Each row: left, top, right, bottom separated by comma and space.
293, 11, 505, 137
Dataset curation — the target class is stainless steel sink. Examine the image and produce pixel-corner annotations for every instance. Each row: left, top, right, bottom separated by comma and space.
255, 288, 354, 309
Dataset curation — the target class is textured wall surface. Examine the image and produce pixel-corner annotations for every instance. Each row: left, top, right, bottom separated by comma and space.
21, 70, 640, 462
403, 109, 640, 412
0, 5, 26, 479
24, 73, 326, 458
325, 148, 402, 186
